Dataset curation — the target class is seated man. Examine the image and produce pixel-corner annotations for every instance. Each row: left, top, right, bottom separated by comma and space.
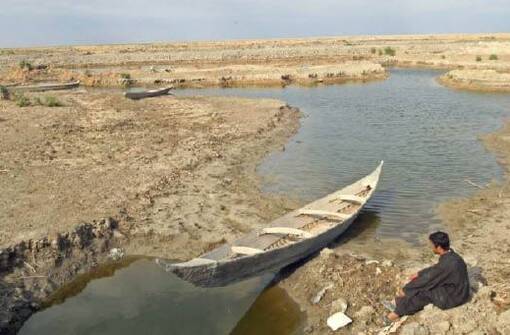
387, 231, 470, 321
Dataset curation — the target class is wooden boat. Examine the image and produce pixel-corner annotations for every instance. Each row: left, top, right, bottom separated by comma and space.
159, 161, 384, 287
124, 87, 173, 100
10, 81, 80, 92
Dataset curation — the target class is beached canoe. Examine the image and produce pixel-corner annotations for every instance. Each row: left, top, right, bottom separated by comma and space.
124, 87, 173, 100
9, 81, 80, 92
159, 161, 383, 287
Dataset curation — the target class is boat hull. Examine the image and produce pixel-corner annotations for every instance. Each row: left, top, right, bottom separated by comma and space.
10, 81, 80, 92
169, 213, 358, 287
124, 87, 172, 100
163, 161, 383, 287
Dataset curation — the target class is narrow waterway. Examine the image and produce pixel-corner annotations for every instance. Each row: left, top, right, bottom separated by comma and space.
20, 69, 510, 334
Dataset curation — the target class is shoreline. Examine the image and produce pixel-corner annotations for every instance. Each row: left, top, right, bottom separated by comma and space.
438, 70, 510, 93
2, 33, 509, 92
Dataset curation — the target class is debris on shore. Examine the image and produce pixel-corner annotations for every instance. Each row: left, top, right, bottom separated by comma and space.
280, 242, 510, 334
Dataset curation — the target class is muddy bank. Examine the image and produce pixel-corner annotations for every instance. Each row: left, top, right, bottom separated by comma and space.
0, 218, 124, 334
439, 69, 510, 92
2, 62, 387, 89
0, 89, 301, 334
279, 248, 408, 334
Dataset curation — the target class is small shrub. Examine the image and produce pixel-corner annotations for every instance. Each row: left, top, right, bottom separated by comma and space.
34, 96, 43, 105
18, 60, 33, 71
476, 56, 482, 62
489, 54, 498, 60
370, 47, 377, 54
378, 49, 383, 56
44, 96, 63, 107
15, 93, 31, 107
119, 73, 132, 87
384, 47, 396, 56
441, 55, 446, 59
0, 85, 9, 100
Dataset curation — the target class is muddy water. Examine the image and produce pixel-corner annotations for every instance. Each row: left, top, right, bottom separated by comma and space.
20, 259, 304, 335
19, 69, 510, 334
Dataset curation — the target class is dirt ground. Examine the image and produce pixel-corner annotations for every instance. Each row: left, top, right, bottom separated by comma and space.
0, 90, 301, 257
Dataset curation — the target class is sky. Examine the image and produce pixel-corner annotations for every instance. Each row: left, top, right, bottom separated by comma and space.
1, 0, 510, 48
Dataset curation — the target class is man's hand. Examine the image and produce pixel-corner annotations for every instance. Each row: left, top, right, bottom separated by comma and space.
396, 288, 405, 298
409, 273, 418, 281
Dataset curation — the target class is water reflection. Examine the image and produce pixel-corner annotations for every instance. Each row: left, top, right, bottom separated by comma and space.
20, 260, 279, 335
230, 285, 305, 335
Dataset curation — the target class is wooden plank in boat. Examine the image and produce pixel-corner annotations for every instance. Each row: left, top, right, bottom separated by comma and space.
231, 246, 264, 255
261, 227, 314, 238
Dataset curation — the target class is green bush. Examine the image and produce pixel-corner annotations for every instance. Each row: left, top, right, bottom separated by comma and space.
378, 49, 383, 56
44, 96, 63, 107
489, 54, 498, 60
35, 95, 63, 107
119, 73, 132, 87
18, 60, 33, 71
384, 47, 396, 56
0, 85, 9, 100
370, 47, 377, 54
476, 56, 482, 62
15, 93, 31, 107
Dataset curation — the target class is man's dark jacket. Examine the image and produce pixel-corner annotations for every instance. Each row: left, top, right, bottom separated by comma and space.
395, 250, 470, 316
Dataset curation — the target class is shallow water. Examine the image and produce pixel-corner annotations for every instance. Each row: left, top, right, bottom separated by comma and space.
20, 259, 304, 335
181, 69, 510, 242
20, 69, 510, 334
